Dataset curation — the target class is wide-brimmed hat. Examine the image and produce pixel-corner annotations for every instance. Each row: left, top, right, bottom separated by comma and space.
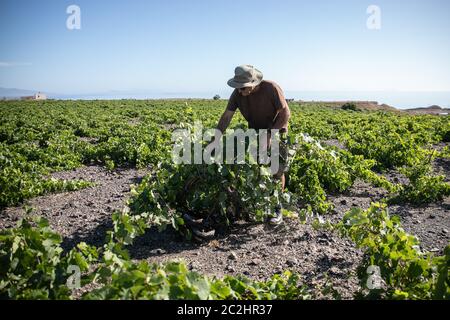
227, 65, 263, 89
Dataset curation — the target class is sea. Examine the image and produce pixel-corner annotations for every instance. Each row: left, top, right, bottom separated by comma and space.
51, 91, 450, 110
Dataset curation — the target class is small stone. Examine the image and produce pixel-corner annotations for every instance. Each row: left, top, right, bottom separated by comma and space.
329, 267, 342, 276
331, 255, 345, 264
428, 214, 436, 219
249, 259, 260, 266
226, 265, 235, 272
442, 228, 448, 234
208, 240, 220, 248
413, 219, 420, 225
154, 248, 165, 255
228, 251, 238, 260
275, 265, 283, 273
297, 232, 312, 242
283, 240, 289, 246
286, 258, 298, 267
430, 248, 440, 253
243, 270, 250, 276
188, 261, 200, 270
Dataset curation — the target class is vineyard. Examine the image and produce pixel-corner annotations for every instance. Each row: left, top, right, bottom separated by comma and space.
0, 99, 449, 300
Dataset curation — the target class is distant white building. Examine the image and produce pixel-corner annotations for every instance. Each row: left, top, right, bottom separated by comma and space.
34, 92, 47, 100
21, 92, 47, 100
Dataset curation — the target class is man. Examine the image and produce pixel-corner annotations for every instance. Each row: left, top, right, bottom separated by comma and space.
209, 65, 291, 225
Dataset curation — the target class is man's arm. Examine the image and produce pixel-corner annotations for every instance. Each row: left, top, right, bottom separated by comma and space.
216, 110, 235, 134
206, 110, 234, 152
272, 105, 291, 132
262, 106, 290, 151
270, 82, 291, 132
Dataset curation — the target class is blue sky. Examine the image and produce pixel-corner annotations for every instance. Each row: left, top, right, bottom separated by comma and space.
1, 0, 450, 95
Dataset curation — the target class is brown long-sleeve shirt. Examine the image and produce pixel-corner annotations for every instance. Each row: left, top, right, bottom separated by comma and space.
225, 80, 290, 132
